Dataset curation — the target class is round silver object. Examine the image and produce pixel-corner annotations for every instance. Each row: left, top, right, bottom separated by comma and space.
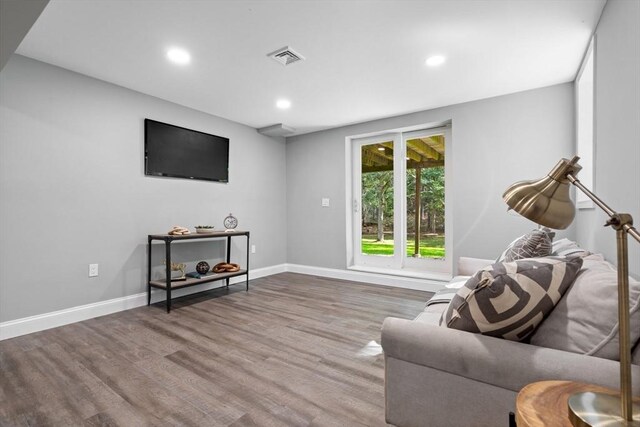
568, 392, 639, 427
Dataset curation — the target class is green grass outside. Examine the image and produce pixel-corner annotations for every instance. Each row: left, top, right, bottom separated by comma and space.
361, 234, 445, 258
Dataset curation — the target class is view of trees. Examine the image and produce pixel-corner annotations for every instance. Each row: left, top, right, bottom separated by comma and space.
406, 166, 445, 235
361, 166, 445, 258
361, 171, 393, 241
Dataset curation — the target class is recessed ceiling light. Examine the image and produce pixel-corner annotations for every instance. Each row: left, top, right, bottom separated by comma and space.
276, 99, 291, 109
425, 55, 446, 67
167, 48, 191, 65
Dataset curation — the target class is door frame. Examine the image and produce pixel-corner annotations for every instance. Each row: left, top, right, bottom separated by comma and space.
346, 123, 452, 275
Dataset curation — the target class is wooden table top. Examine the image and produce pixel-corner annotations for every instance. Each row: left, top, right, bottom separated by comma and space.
516, 380, 639, 427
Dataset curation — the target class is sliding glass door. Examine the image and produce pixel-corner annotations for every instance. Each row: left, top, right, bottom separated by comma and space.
352, 127, 450, 273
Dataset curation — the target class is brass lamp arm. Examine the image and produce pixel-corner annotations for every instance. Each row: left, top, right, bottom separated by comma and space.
566, 173, 640, 243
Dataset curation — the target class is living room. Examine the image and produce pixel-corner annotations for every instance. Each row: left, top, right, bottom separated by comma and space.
1, 0, 638, 426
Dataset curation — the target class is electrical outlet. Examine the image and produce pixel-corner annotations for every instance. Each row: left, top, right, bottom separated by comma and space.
251, 245, 256, 254
89, 263, 99, 277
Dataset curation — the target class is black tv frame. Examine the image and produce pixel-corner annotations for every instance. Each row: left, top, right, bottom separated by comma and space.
144, 118, 229, 183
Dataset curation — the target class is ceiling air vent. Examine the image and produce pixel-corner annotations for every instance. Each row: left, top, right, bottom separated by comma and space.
268, 46, 305, 66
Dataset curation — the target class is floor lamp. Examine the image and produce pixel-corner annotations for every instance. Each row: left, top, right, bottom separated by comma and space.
503, 155, 639, 426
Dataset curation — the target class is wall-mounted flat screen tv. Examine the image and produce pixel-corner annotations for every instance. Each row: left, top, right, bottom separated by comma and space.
144, 119, 229, 183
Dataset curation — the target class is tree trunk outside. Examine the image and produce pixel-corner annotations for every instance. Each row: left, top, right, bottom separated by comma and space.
431, 211, 437, 234
414, 167, 422, 257
377, 207, 384, 242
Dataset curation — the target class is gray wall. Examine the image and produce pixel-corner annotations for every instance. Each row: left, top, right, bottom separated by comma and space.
0, 55, 287, 322
575, 0, 640, 278
286, 84, 576, 271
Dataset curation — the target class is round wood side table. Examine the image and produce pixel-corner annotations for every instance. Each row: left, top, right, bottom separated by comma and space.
516, 380, 640, 427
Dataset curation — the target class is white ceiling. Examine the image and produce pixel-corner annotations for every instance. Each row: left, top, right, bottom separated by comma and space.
16, 0, 605, 136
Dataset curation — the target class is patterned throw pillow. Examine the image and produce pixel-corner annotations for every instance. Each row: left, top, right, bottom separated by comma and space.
441, 256, 583, 342
497, 228, 555, 262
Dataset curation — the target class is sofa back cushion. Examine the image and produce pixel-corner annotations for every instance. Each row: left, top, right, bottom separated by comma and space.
530, 255, 640, 361
442, 256, 583, 342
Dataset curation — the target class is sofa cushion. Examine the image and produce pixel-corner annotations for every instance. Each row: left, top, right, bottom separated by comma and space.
425, 277, 470, 307
445, 275, 472, 289
442, 256, 583, 342
415, 303, 448, 324
497, 228, 555, 263
530, 255, 640, 361
416, 277, 470, 325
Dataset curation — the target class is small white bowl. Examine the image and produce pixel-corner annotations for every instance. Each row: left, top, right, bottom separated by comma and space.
195, 227, 215, 234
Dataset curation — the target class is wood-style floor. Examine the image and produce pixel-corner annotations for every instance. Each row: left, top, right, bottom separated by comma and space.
0, 273, 431, 427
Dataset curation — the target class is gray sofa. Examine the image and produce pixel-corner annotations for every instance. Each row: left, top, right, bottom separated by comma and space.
381, 255, 640, 427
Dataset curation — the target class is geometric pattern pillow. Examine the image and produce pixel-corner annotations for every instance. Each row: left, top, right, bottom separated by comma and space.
497, 228, 555, 263
441, 256, 583, 342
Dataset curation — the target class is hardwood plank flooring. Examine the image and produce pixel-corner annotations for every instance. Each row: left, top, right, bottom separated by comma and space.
0, 273, 431, 427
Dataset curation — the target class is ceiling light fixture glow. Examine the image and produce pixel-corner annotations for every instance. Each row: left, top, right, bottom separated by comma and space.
167, 48, 191, 65
425, 55, 446, 67
276, 99, 291, 109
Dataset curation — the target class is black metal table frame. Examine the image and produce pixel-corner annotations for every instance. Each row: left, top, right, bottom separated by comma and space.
147, 231, 250, 312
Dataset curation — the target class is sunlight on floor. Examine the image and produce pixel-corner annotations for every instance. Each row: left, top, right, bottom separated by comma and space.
356, 340, 383, 357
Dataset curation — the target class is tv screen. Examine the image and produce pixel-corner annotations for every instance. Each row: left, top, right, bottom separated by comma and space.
144, 119, 229, 183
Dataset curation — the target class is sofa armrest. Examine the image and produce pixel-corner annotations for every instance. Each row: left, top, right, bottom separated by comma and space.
457, 256, 494, 276
381, 317, 640, 393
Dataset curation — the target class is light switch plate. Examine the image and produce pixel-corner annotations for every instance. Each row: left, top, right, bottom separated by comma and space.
321, 198, 330, 207
89, 264, 99, 277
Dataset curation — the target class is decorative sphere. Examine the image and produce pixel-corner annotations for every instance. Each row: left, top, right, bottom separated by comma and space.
196, 261, 210, 274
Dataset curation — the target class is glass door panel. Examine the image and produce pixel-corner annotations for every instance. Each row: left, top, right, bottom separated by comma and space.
361, 141, 395, 257
405, 134, 445, 260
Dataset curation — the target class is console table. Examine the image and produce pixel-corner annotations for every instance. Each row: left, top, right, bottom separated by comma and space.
147, 230, 250, 312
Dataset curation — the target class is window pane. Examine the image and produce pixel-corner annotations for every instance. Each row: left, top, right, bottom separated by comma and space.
361, 141, 394, 256
576, 40, 594, 209
405, 136, 445, 259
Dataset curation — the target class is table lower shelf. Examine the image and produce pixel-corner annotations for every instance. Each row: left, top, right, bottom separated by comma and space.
149, 269, 248, 289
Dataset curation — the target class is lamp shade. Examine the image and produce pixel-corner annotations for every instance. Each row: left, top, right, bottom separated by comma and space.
502, 157, 582, 230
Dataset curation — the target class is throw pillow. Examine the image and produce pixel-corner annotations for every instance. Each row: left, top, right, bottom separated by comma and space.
441, 256, 583, 342
497, 228, 555, 263
551, 238, 591, 258
530, 255, 640, 361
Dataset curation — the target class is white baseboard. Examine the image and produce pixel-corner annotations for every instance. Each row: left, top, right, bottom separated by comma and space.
285, 263, 446, 292
0, 292, 148, 342
0, 264, 286, 341
0, 262, 443, 341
